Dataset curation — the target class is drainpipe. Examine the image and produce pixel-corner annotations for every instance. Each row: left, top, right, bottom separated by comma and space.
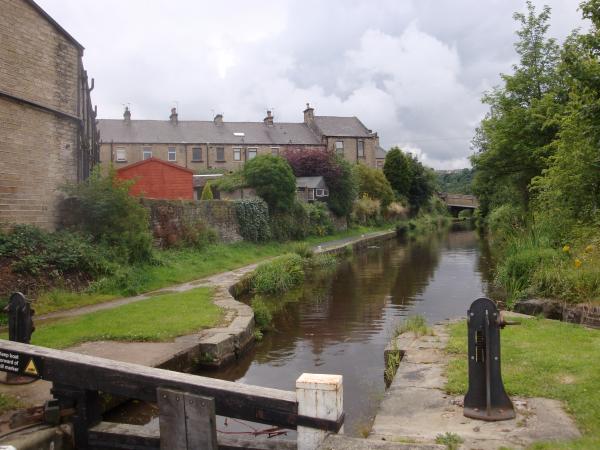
206, 142, 210, 169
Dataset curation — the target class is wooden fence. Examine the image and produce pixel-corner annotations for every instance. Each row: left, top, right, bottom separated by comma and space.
0, 340, 344, 450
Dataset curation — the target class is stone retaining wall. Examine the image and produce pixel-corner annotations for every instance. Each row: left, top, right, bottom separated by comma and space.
515, 298, 600, 329
141, 198, 242, 245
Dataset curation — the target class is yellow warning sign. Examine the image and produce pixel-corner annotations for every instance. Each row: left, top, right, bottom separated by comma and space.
24, 358, 38, 376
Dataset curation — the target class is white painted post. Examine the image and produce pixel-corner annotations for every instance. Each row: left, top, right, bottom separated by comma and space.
296, 373, 343, 450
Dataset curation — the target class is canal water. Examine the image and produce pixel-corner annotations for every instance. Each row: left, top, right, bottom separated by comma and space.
198, 226, 495, 436
109, 226, 495, 437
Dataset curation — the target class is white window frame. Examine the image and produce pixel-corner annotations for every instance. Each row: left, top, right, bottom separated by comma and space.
271, 147, 280, 156
142, 146, 152, 160
216, 147, 225, 161
308, 189, 315, 201
335, 140, 344, 155
247, 148, 258, 160
192, 147, 202, 161
357, 140, 365, 158
168, 147, 177, 162
116, 147, 126, 162
233, 148, 242, 161
315, 188, 325, 197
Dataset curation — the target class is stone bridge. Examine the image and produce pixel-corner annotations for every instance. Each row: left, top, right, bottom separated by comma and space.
438, 192, 479, 215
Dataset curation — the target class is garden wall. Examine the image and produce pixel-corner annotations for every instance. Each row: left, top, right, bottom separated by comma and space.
140, 199, 242, 246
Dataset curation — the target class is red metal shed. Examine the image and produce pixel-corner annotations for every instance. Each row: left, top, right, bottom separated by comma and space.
116, 158, 194, 200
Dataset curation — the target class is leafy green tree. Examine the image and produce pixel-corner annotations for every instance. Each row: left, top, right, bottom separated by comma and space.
471, 1, 562, 215
355, 164, 394, 208
531, 0, 600, 225
200, 181, 214, 200
243, 155, 296, 212
327, 156, 357, 217
406, 155, 436, 212
61, 167, 152, 262
383, 147, 411, 199
436, 168, 474, 195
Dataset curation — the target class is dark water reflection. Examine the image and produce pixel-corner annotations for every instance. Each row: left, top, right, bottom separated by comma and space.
195, 227, 494, 435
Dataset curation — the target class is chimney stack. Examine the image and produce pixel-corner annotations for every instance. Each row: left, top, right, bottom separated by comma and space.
214, 113, 223, 126
303, 103, 314, 124
123, 106, 131, 124
264, 110, 274, 126
170, 107, 178, 124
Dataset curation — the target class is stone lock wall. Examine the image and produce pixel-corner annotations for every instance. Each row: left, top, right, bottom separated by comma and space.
141, 199, 242, 246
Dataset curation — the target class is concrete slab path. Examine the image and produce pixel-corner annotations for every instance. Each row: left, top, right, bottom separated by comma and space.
369, 321, 581, 449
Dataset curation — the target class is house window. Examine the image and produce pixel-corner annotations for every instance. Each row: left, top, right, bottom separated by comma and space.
168, 147, 176, 161
357, 140, 365, 158
192, 147, 202, 161
142, 147, 152, 160
116, 147, 126, 162
233, 148, 242, 161
316, 189, 326, 197
216, 147, 225, 162
271, 147, 280, 156
376, 160, 384, 169
247, 148, 257, 160
335, 140, 344, 155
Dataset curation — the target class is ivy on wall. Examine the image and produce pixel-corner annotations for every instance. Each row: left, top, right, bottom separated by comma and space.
234, 199, 271, 242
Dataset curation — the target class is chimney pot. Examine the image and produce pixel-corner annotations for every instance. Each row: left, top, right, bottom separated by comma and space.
170, 107, 178, 124
123, 106, 131, 123
214, 113, 223, 125
264, 110, 274, 126
303, 103, 314, 124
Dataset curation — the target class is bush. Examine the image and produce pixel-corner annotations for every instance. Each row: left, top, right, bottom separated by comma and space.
214, 170, 246, 192
249, 254, 305, 295
61, 167, 152, 263
0, 225, 112, 276
305, 202, 334, 236
352, 195, 381, 225
179, 220, 218, 249
458, 209, 473, 220
235, 199, 271, 242
308, 252, 338, 271
270, 201, 311, 241
291, 242, 314, 259
355, 164, 395, 208
243, 155, 296, 212
200, 182, 214, 200
385, 201, 409, 221
487, 204, 525, 243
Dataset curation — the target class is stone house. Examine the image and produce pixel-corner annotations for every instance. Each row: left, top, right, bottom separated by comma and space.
0, 0, 99, 230
97, 104, 382, 171
296, 176, 329, 202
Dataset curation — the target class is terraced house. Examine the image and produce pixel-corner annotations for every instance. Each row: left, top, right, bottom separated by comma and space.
98, 104, 385, 171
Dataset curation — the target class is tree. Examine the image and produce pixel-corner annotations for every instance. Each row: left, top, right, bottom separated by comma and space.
406, 155, 435, 212
470, 1, 562, 215
243, 155, 296, 212
383, 147, 411, 199
284, 148, 356, 217
355, 164, 394, 208
61, 167, 152, 262
200, 181, 214, 200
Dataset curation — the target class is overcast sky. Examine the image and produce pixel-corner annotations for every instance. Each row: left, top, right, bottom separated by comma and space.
37, 0, 586, 169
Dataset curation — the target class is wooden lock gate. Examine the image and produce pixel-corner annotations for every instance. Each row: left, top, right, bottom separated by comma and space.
0, 340, 344, 449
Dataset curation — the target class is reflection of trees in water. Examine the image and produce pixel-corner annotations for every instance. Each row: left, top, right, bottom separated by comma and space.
248, 236, 444, 361
475, 234, 506, 302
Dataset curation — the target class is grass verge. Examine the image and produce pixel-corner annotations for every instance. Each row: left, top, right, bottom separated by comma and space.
27, 287, 220, 349
445, 317, 600, 449
33, 225, 393, 315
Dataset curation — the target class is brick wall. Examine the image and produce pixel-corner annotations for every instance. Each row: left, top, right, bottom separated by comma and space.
0, 0, 86, 230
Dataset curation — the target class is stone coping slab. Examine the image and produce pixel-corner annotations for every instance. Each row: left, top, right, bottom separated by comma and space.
370, 322, 581, 449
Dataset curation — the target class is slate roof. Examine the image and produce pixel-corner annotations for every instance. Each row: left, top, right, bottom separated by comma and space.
313, 116, 372, 137
376, 146, 387, 159
98, 120, 322, 145
296, 176, 327, 189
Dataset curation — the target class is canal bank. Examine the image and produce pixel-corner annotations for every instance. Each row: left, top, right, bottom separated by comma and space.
0, 229, 399, 414
369, 317, 580, 449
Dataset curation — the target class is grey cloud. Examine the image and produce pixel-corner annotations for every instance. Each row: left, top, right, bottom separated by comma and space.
37, 0, 586, 168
